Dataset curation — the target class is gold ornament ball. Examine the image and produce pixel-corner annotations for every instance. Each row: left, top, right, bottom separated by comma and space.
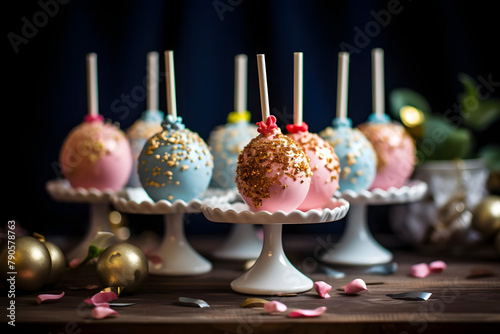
43, 241, 66, 285
96, 243, 148, 293
0, 236, 52, 292
471, 195, 500, 238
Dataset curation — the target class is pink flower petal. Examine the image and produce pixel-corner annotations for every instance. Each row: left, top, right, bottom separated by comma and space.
69, 258, 81, 268
263, 301, 287, 313
344, 278, 368, 295
84, 291, 118, 306
146, 253, 162, 265
91, 306, 119, 319
410, 263, 430, 278
429, 260, 447, 273
313, 281, 332, 298
36, 292, 65, 304
289, 306, 327, 318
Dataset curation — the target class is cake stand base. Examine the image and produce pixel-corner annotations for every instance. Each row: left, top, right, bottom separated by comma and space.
202, 198, 349, 295
230, 224, 312, 295
321, 204, 392, 266
212, 224, 263, 260
322, 181, 428, 266
149, 213, 212, 275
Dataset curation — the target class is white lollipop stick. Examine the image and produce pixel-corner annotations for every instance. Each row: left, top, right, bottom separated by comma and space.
147, 51, 160, 111
293, 52, 303, 125
336, 52, 350, 120
372, 48, 385, 116
164, 50, 177, 118
234, 54, 248, 112
86, 53, 99, 116
257, 54, 270, 121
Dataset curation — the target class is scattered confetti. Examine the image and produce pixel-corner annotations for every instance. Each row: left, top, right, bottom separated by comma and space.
289, 306, 327, 318
410, 263, 430, 278
240, 298, 269, 308
429, 260, 447, 273
84, 291, 118, 307
386, 292, 432, 301
177, 297, 210, 308
36, 292, 65, 304
344, 278, 368, 295
313, 281, 332, 298
263, 301, 287, 313
91, 306, 119, 319
466, 268, 496, 279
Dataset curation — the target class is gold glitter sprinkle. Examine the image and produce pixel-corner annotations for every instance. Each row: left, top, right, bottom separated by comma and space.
168, 195, 174, 200
181, 165, 189, 171
342, 166, 351, 180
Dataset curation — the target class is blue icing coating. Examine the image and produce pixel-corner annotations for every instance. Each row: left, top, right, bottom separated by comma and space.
142, 109, 164, 122
208, 120, 258, 189
137, 121, 213, 202
319, 117, 376, 192
367, 113, 390, 124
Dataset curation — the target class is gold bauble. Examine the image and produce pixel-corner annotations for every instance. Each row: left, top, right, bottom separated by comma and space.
0, 236, 51, 291
43, 241, 66, 285
96, 243, 148, 293
471, 195, 500, 237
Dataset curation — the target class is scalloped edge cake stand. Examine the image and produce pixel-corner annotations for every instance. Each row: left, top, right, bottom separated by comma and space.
110, 187, 233, 276
202, 198, 350, 295
321, 180, 428, 266
45, 179, 116, 263
210, 189, 263, 260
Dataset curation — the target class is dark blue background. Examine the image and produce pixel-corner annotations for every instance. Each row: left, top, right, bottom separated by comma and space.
5, 0, 500, 240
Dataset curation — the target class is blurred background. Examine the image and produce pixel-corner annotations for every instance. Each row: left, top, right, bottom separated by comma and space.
5, 0, 500, 247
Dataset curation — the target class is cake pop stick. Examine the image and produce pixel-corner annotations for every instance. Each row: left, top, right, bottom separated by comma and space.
372, 48, 385, 116
86, 53, 99, 118
147, 51, 160, 111
256, 54, 270, 121
293, 52, 303, 125
164, 50, 177, 118
234, 54, 248, 112
336, 52, 350, 120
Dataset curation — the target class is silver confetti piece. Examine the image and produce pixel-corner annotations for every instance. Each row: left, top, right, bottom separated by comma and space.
108, 303, 136, 307
364, 262, 398, 275
386, 292, 432, 301
318, 265, 345, 278
178, 297, 210, 308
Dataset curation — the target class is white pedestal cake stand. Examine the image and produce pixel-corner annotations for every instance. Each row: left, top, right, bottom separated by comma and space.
210, 189, 263, 261
202, 198, 350, 295
45, 179, 115, 263
111, 187, 232, 276
321, 180, 428, 266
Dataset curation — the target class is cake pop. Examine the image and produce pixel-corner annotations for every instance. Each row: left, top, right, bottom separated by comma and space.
208, 54, 257, 189
59, 53, 133, 191
356, 49, 416, 190
137, 51, 213, 202
126, 52, 164, 187
319, 52, 377, 192
236, 54, 312, 212
286, 52, 340, 211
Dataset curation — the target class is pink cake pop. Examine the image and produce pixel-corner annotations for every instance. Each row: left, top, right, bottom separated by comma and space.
356, 49, 416, 190
59, 53, 133, 191
286, 52, 340, 211
235, 54, 312, 212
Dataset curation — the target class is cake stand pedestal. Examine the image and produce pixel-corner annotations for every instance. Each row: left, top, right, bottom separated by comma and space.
202, 199, 349, 295
322, 181, 427, 266
111, 188, 231, 276
209, 189, 263, 260
45, 179, 116, 263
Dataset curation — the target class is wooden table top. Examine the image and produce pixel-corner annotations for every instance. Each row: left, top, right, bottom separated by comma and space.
3, 234, 500, 334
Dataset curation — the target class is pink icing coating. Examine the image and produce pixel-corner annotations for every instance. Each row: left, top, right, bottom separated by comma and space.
287, 131, 340, 211
357, 122, 415, 190
236, 128, 312, 213
59, 121, 133, 191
